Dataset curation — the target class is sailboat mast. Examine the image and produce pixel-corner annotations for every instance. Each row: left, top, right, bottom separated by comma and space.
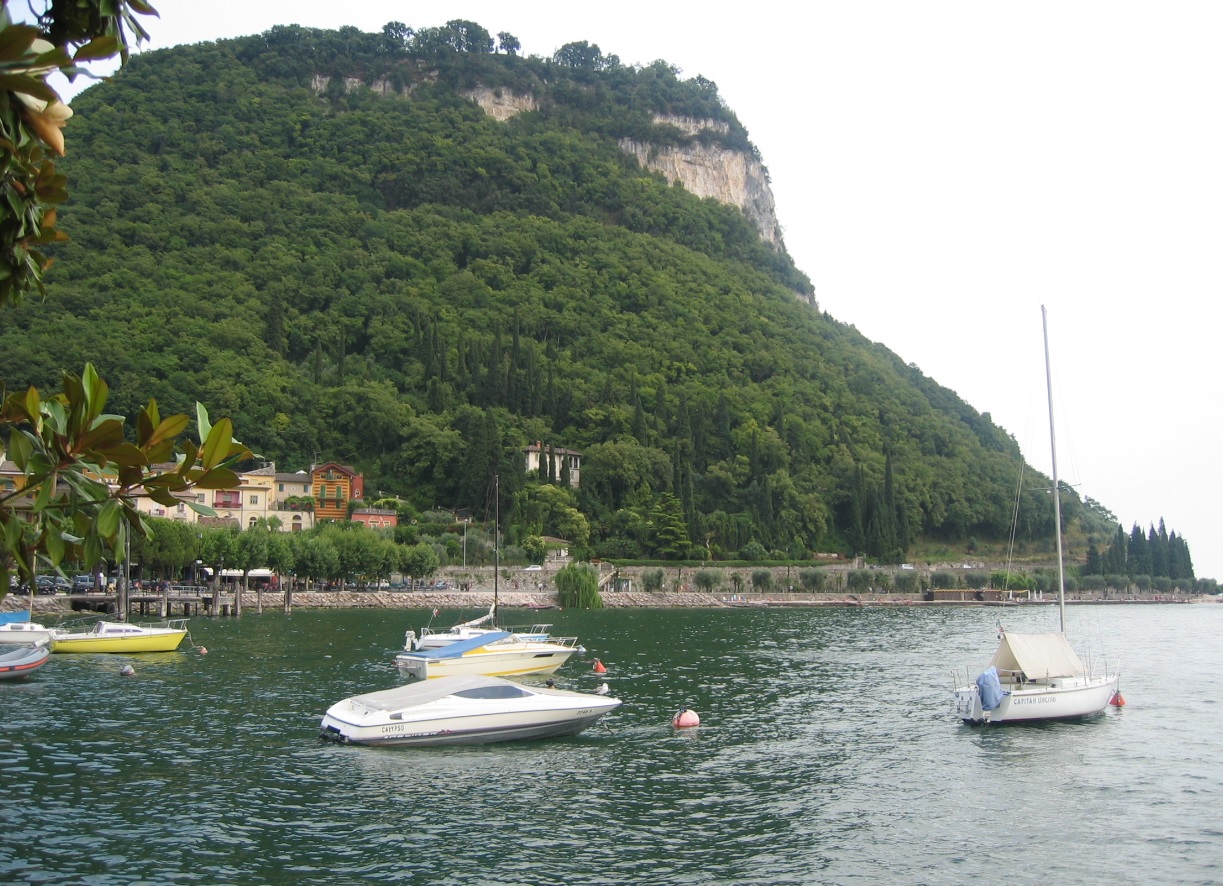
493, 473, 499, 625
1041, 305, 1067, 634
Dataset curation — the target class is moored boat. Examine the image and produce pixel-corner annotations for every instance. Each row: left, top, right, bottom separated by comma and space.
320, 674, 620, 747
951, 307, 1120, 724
51, 619, 188, 654
0, 641, 51, 680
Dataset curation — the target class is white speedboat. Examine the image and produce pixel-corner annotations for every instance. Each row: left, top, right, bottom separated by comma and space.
951, 307, 1120, 724
320, 674, 620, 747
394, 630, 582, 680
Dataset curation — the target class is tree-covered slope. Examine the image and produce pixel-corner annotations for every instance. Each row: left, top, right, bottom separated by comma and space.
0, 22, 1108, 563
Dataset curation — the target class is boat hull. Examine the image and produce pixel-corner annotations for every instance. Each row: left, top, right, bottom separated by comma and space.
322, 707, 614, 747
394, 644, 579, 680
954, 673, 1119, 724
0, 643, 51, 679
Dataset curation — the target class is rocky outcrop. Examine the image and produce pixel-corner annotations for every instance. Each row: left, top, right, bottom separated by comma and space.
619, 124, 783, 249
462, 87, 538, 121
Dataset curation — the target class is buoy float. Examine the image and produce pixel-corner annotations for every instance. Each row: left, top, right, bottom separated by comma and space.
593, 658, 607, 674
1110, 690, 1126, 707
198, 646, 208, 655
120, 664, 136, 677
672, 707, 700, 728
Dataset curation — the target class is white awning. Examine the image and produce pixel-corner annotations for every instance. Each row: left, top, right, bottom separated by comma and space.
988, 631, 1086, 679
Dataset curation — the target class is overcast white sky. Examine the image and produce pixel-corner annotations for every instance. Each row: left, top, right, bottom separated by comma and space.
57, 2, 1223, 578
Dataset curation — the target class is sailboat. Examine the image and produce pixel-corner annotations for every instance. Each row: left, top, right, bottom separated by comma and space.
952, 306, 1121, 724
393, 474, 582, 680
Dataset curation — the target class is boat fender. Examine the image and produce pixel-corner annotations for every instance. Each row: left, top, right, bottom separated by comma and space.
593, 658, 607, 674
673, 708, 700, 728
120, 664, 135, 677
1110, 690, 1126, 707
198, 646, 208, 654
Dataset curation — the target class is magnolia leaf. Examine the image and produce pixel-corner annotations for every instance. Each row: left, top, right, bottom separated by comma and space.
92, 441, 148, 469
72, 36, 120, 62
145, 438, 175, 464
195, 402, 213, 443
199, 417, 233, 471
0, 72, 60, 103
186, 500, 217, 517
78, 417, 127, 453
147, 487, 180, 507
7, 430, 31, 471
81, 364, 108, 421
95, 499, 122, 539
82, 529, 101, 569
146, 412, 189, 448
194, 467, 240, 490
0, 24, 39, 60
45, 525, 65, 565
31, 474, 55, 512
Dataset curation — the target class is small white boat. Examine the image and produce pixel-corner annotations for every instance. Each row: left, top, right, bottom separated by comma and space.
394, 630, 582, 680
51, 619, 188, 654
320, 675, 621, 746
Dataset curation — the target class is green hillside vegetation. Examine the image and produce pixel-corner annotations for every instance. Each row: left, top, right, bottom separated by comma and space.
0, 20, 1196, 578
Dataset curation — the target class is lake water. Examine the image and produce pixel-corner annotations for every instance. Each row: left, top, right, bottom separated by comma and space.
1, 602, 1220, 885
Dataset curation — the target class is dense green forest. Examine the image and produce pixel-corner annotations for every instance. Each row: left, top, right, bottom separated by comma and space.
0, 20, 1195, 577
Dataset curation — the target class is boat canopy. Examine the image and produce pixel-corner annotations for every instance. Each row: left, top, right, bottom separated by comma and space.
988, 631, 1086, 679
0, 611, 31, 626
407, 631, 512, 660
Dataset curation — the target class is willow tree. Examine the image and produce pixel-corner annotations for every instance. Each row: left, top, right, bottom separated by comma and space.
555, 563, 602, 609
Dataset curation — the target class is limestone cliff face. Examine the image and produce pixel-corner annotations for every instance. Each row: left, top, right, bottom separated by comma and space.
462, 87, 538, 121
619, 117, 783, 251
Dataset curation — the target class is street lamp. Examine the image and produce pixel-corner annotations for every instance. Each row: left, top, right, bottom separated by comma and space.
195, 559, 202, 594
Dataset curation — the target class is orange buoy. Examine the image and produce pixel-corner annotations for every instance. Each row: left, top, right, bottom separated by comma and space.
1110, 690, 1126, 707
593, 658, 607, 674
672, 708, 700, 728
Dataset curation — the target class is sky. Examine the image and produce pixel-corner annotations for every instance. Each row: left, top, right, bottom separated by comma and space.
50, 2, 1223, 578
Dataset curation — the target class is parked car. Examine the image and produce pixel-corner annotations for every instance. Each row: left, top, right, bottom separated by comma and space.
523, 565, 543, 572
33, 575, 66, 595
72, 575, 95, 592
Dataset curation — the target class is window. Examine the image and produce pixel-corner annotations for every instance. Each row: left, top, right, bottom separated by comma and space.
249, 494, 259, 505
278, 483, 284, 492
196, 494, 206, 504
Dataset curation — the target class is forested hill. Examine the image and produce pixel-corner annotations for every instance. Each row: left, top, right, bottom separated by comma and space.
0, 21, 1152, 566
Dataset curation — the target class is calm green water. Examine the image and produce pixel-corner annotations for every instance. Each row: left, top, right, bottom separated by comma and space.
1, 603, 1220, 885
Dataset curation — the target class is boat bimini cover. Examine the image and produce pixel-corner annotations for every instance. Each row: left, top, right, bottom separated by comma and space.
976, 666, 1004, 711
413, 631, 512, 659
988, 632, 1086, 680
